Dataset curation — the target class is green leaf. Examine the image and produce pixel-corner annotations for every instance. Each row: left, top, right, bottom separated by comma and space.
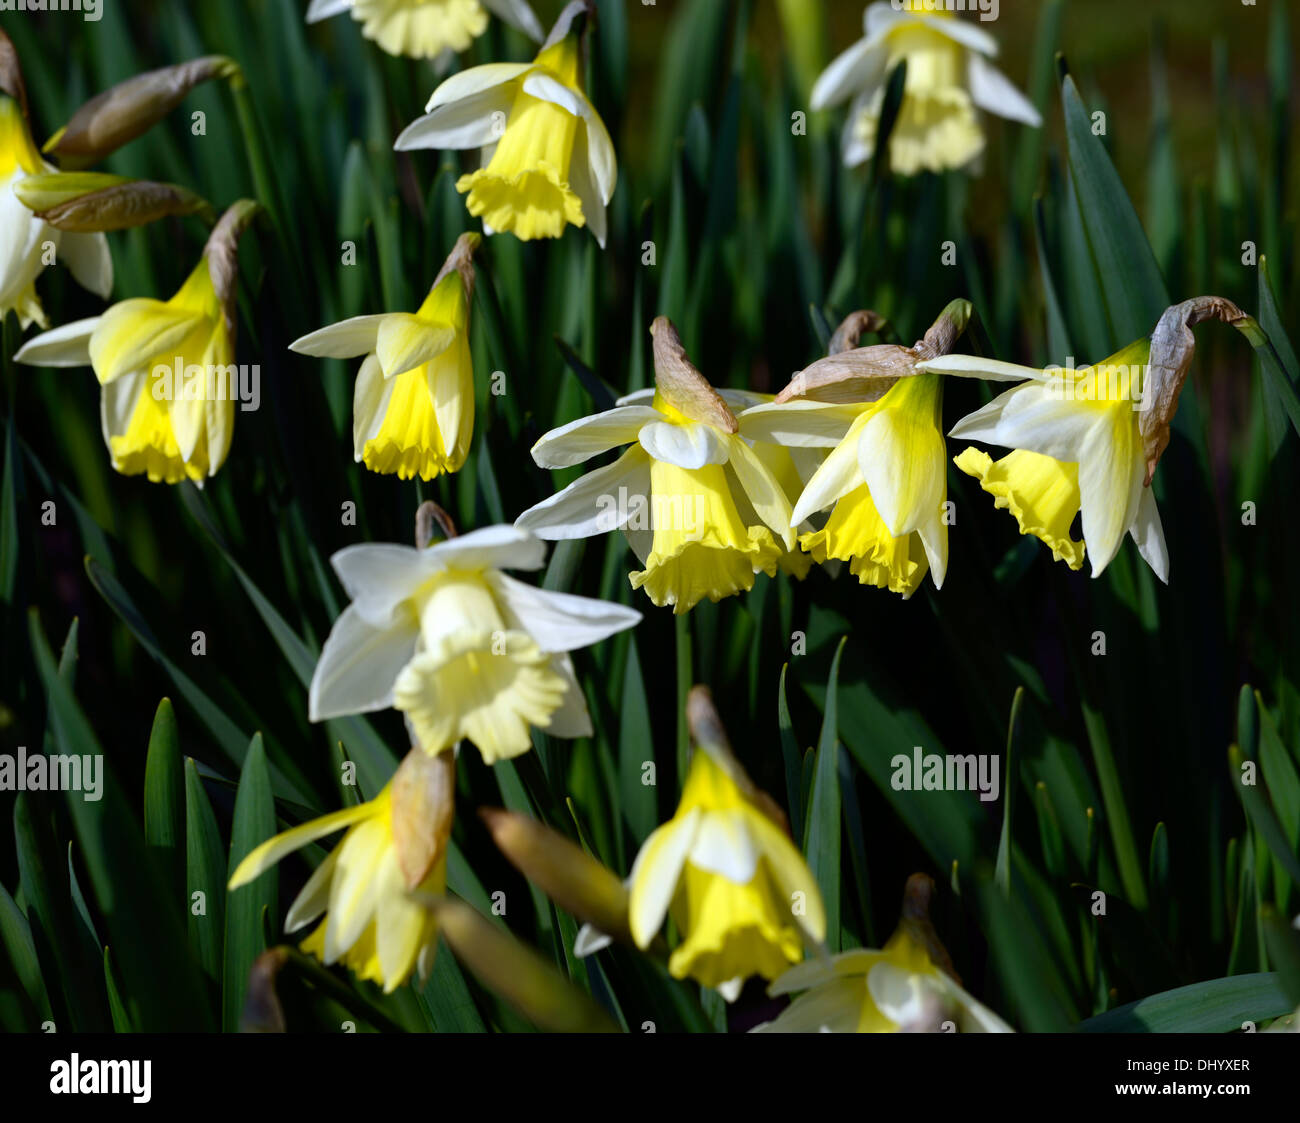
778, 664, 804, 845
995, 687, 1025, 894
185, 757, 227, 985
1230, 744, 1300, 888
1078, 973, 1292, 1033
0, 880, 49, 1023
223, 734, 278, 1032
103, 947, 134, 1033
804, 638, 844, 953
143, 698, 185, 893
618, 635, 657, 841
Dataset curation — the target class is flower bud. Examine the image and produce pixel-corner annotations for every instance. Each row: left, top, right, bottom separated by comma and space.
650, 316, 738, 431
14, 172, 212, 232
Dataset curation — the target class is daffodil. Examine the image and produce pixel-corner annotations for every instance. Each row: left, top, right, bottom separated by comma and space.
394, 2, 615, 245
0, 93, 111, 328
229, 749, 455, 994
811, 2, 1039, 175
290, 234, 479, 482
627, 688, 826, 1001
755, 927, 1012, 1033
14, 199, 257, 485
309, 523, 640, 763
306, 0, 542, 60
515, 317, 797, 614
922, 341, 1169, 581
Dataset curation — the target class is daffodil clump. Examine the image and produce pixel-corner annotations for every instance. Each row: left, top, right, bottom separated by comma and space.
306, 0, 543, 60
15, 199, 258, 485
923, 340, 1169, 581
812, 2, 1040, 175
291, 234, 480, 482
395, 2, 615, 245
308, 522, 639, 763
517, 317, 799, 613
0, 93, 111, 327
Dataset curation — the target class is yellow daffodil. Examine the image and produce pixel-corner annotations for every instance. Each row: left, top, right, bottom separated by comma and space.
922, 341, 1169, 581
229, 750, 455, 994
308, 524, 640, 763
811, 2, 1039, 175
306, 0, 542, 60
394, 2, 616, 245
290, 234, 480, 482
627, 688, 825, 1001
756, 926, 1012, 1033
515, 318, 797, 614
14, 199, 257, 485
0, 94, 111, 328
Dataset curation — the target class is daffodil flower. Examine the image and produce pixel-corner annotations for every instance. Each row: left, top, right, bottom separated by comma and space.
394, 2, 615, 245
515, 317, 797, 614
755, 926, 1012, 1032
0, 93, 111, 328
626, 688, 826, 1001
290, 234, 479, 482
229, 750, 455, 994
14, 199, 257, 485
811, 2, 1039, 175
309, 524, 640, 763
306, 0, 542, 60
922, 341, 1169, 581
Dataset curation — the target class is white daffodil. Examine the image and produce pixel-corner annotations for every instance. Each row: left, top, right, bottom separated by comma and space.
921, 342, 1169, 582
515, 317, 798, 614
754, 926, 1013, 1033
309, 524, 640, 763
394, 2, 615, 246
306, 0, 542, 61
0, 94, 111, 329
811, 2, 1040, 175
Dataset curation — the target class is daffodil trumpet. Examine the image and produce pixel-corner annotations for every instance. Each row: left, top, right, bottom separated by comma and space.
755, 874, 1013, 1033
13, 199, 260, 484
290, 233, 481, 482
516, 317, 801, 613
306, 0, 543, 61
811, 2, 1040, 176
394, 1, 616, 246
0, 30, 112, 328
308, 515, 640, 764
229, 748, 455, 994
620, 686, 827, 1001
920, 296, 1266, 582
739, 301, 1016, 597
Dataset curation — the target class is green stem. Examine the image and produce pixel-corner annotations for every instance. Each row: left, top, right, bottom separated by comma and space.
1081, 697, 1147, 910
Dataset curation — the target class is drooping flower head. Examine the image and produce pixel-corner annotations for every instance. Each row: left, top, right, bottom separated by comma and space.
626, 688, 826, 1001
394, 1, 616, 245
309, 516, 640, 764
290, 233, 480, 482
14, 199, 258, 485
516, 317, 800, 613
811, 2, 1039, 175
306, 0, 543, 60
0, 33, 112, 328
229, 749, 456, 994
755, 875, 1013, 1033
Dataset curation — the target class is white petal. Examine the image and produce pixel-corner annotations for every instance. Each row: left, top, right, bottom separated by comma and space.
290, 314, 388, 359
581, 107, 617, 206
688, 811, 760, 883
515, 445, 652, 539
169, 396, 205, 463
569, 125, 607, 248
1077, 416, 1145, 578
574, 922, 613, 958
481, 0, 544, 40
428, 523, 549, 572
330, 542, 427, 625
969, 55, 1042, 127
810, 32, 888, 110
727, 436, 796, 548
59, 232, 113, 299
308, 604, 418, 721
100, 369, 145, 449
755, 977, 868, 1033
738, 400, 863, 447
918, 354, 1049, 381
916, 509, 948, 591
375, 315, 455, 379
856, 408, 946, 539
964, 382, 1102, 464
393, 87, 515, 152
351, 353, 393, 458
422, 62, 534, 114
530, 405, 658, 468
540, 653, 593, 738
13, 316, 100, 367
1129, 484, 1169, 584
306, 0, 352, 22
910, 11, 998, 56
614, 388, 655, 407
284, 848, 340, 933
489, 571, 641, 652
627, 809, 701, 948
790, 428, 866, 525
638, 420, 730, 470
522, 71, 586, 119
